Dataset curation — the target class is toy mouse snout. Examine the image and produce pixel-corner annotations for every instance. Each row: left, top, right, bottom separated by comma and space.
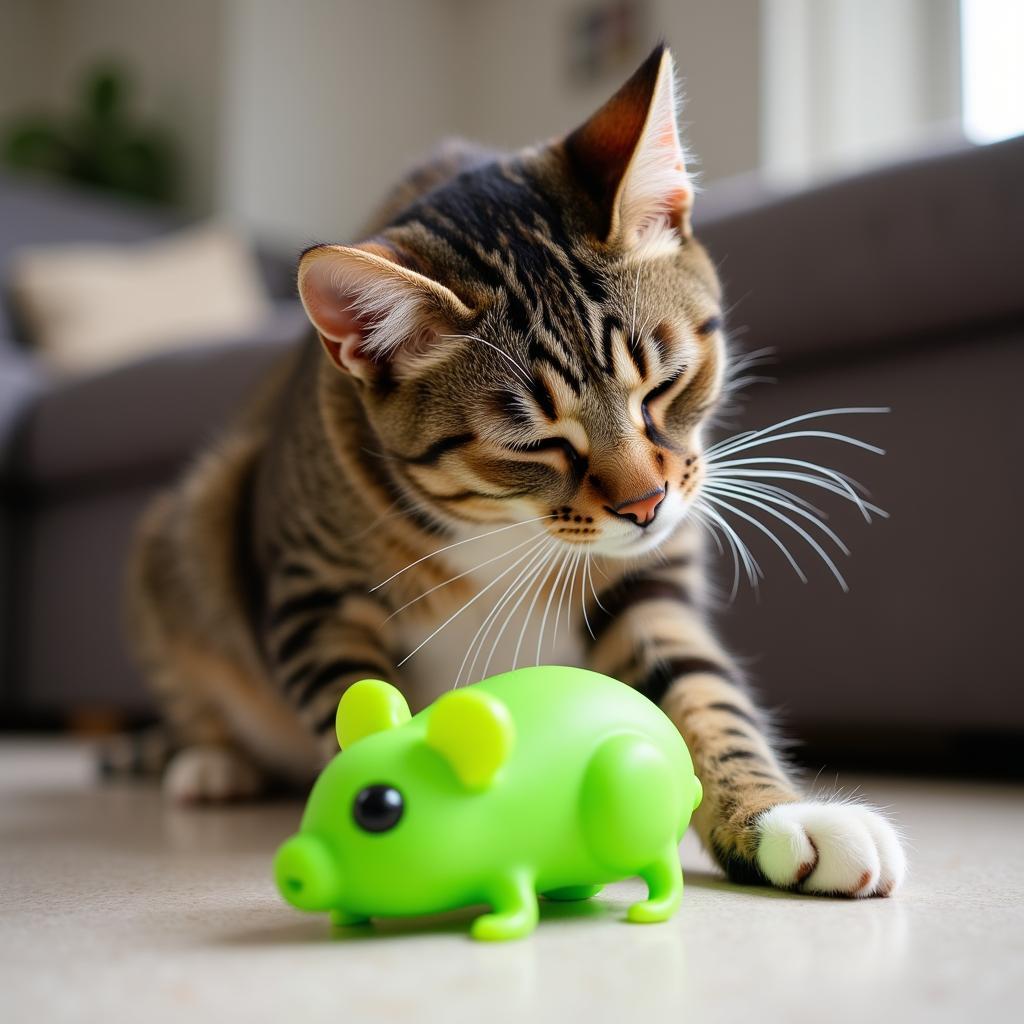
274, 835, 342, 911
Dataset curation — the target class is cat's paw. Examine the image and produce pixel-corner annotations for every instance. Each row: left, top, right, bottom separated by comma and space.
163, 746, 265, 804
755, 801, 906, 897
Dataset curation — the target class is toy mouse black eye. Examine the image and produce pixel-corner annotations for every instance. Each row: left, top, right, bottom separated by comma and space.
353, 785, 404, 833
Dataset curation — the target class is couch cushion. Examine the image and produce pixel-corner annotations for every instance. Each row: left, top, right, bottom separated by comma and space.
0, 173, 178, 346
15, 303, 309, 490
11, 222, 272, 374
695, 135, 1024, 362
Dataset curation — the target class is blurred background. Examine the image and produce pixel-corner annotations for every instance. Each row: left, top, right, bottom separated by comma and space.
0, 0, 1021, 775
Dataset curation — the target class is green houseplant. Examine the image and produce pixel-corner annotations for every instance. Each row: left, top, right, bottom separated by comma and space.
3, 63, 176, 204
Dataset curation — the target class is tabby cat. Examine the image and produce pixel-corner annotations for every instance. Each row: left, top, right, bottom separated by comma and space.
128, 45, 905, 897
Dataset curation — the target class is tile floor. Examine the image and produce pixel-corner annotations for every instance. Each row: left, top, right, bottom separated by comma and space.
1, 740, 1021, 1023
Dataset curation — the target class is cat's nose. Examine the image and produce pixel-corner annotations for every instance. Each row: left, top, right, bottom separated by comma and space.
609, 486, 666, 528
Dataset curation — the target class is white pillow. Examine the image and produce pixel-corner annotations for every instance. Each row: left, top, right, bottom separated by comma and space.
11, 222, 272, 374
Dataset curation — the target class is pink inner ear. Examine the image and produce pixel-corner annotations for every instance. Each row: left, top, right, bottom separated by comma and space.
321, 337, 344, 367
314, 304, 370, 373
303, 264, 362, 343
301, 260, 374, 371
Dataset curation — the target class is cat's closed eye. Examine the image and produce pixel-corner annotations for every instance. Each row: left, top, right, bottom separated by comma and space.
641, 367, 688, 445
512, 437, 589, 484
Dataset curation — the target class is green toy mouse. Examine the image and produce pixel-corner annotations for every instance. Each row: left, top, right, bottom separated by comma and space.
274, 665, 702, 941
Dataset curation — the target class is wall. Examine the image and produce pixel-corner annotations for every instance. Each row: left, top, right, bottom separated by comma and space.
762, 0, 963, 184
451, 0, 762, 186
3, 0, 965, 243
219, 0, 762, 245
0, 1, 50, 121
1, 0, 762, 241
0, 0, 225, 213
218, 0, 459, 246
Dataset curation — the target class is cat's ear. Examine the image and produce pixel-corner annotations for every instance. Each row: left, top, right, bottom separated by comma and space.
565, 43, 693, 249
298, 241, 474, 380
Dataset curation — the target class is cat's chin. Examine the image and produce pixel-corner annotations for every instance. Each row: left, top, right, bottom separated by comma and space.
592, 520, 681, 559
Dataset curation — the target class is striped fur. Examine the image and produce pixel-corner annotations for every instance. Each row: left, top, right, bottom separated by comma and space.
126, 45, 902, 895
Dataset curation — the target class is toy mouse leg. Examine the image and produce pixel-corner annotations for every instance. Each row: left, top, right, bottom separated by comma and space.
628, 844, 684, 924
472, 872, 539, 941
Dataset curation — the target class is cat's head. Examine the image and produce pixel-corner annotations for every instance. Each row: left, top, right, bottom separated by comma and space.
299, 44, 725, 558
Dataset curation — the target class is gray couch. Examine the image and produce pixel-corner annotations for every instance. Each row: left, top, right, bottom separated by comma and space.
2, 137, 1022, 773
0, 174, 309, 718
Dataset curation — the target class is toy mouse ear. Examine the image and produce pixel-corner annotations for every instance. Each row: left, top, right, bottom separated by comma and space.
336, 679, 411, 751
425, 690, 515, 791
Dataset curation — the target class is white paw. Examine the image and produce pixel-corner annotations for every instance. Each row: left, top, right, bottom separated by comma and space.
756, 801, 906, 897
163, 746, 264, 804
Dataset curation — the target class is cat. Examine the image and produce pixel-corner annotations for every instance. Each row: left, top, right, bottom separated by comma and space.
127, 44, 905, 898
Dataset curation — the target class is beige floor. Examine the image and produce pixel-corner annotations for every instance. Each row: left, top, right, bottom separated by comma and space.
1, 740, 1021, 1024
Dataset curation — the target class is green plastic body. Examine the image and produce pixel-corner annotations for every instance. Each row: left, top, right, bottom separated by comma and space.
274, 666, 702, 941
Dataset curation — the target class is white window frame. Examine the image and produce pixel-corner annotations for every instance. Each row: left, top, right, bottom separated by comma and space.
761, 0, 963, 184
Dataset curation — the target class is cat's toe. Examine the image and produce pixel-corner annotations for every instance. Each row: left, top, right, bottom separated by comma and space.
163, 746, 264, 804
755, 801, 906, 897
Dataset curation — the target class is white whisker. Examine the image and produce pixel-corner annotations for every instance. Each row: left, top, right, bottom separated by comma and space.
705, 480, 850, 557
628, 263, 643, 345
724, 374, 776, 392
694, 499, 760, 599
687, 503, 725, 556
535, 547, 574, 665
706, 406, 888, 458
707, 457, 873, 518
731, 480, 828, 519
513, 545, 560, 670
693, 501, 736, 596
456, 536, 552, 688
371, 514, 555, 591
718, 348, 778, 409
454, 537, 553, 688
700, 497, 765, 593
726, 346, 776, 376
386, 532, 541, 622
348, 498, 403, 541
635, 309, 656, 350
550, 548, 581, 659
581, 553, 597, 640
398, 539, 549, 669
711, 428, 885, 461
702, 492, 810, 585
441, 333, 532, 384
708, 466, 887, 520
481, 543, 558, 681
586, 553, 609, 612
704, 482, 850, 589
711, 462, 867, 493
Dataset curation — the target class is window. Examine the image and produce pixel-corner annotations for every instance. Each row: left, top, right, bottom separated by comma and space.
961, 0, 1024, 144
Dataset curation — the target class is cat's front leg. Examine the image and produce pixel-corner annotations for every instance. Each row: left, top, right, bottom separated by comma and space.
585, 558, 906, 897
660, 673, 906, 897
265, 577, 401, 764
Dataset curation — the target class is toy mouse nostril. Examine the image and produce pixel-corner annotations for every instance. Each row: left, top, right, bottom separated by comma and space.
274, 835, 341, 911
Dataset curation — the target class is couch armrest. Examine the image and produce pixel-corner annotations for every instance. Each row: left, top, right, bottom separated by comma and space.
16, 302, 309, 491
253, 243, 300, 303
0, 345, 45, 485
695, 135, 1024, 363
